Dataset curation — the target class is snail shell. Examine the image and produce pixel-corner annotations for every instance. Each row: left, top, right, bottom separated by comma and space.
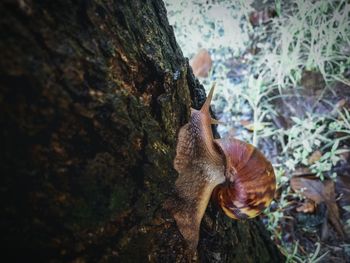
213, 137, 276, 219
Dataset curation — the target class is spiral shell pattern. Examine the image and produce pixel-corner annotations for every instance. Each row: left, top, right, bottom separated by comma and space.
213, 137, 276, 220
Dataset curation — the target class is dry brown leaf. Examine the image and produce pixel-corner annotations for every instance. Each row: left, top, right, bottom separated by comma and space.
290, 176, 324, 204
321, 219, 329, 241
240, 120, 265, 131
336, 98, 346, 109
190, 49, 212, 78
296, 200, 316, 213
291, 176, 345, 238
339, 146, 350, 161
249, 8, 277, 26
336, 174, 350, 237
308, 150, 322, 164
240, 119, 251, 127
292, 167, 314, 176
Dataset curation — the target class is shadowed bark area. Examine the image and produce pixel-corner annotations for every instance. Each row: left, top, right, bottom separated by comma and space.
0, 0, 283, 262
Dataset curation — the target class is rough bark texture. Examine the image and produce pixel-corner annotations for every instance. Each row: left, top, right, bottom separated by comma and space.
0, 0, 283, 262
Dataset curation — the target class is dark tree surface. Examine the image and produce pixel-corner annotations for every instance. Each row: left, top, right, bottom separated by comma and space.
0, 1, 283, 262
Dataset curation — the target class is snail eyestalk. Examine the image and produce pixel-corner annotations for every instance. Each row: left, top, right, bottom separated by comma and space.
200, 82, 215, 113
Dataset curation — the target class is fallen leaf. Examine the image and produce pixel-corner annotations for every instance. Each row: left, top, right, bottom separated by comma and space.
292, 167, 314, 176
336, 174, 350, 237
240, 119, 251, 127
336, 98, 346, 109
249, 8, 277, 26
296, 199, 315, 213
308, 150, 322, 164
321, 219, 329, 241
190, 49, 212, 78
339, 146, 350, 161
291, 176, 345, 238
290, 176, 324, 203
240, 120, 265, 131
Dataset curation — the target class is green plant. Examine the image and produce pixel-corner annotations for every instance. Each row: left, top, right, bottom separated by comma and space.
165, 0, 350, 261
165, 0, 253, 57
253, 0, 350, 91
280, 242, 329, 263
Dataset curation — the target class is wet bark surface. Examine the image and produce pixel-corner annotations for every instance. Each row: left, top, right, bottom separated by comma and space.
0, 0, 283, 262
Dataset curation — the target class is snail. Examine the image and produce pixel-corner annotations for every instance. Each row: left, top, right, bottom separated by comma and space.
164, 83, 276, 251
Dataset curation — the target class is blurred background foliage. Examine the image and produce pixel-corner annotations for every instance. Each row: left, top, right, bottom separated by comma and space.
165, 0, 350, 261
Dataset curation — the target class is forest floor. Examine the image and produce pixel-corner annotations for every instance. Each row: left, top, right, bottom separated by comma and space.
165, 0, 350, 262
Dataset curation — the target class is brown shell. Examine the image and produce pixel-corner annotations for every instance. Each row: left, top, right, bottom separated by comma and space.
213, 137, 276, 220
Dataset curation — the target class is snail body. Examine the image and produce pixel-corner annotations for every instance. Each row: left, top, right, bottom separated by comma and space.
165, 84, 276, 251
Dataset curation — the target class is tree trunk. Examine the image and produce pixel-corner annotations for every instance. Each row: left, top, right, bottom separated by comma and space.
0, 0, 283, 262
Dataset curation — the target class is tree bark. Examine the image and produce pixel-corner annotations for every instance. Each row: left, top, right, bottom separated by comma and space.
0, 0, 283, 262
